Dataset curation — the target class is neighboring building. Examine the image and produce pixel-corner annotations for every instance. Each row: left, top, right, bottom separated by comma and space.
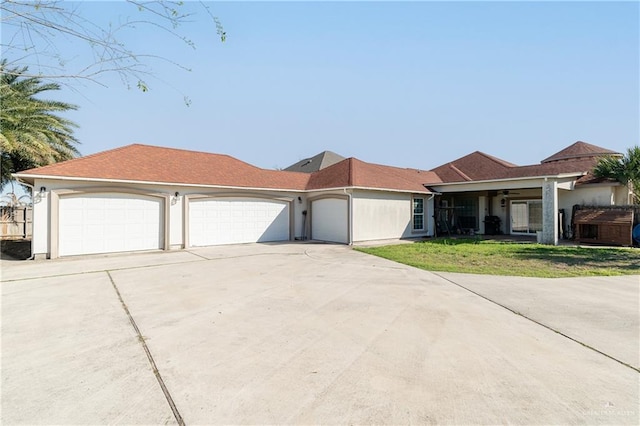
13, 141, 629, 259
283, 151, 346, 173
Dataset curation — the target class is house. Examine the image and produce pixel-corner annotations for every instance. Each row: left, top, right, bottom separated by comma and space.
13, 141, 630, 259
423, 141, 631, 244
14, 144, 439, 259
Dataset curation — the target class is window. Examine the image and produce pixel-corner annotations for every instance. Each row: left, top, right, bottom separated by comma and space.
455, 197, 478, 229
413, 197, 425, 231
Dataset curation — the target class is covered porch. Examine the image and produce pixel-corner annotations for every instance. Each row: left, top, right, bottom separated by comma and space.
430, 176, 580, 245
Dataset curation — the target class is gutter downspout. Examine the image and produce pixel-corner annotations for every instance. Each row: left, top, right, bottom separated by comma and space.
423, 186, 441, 237
344, 188, 353, 245
16, 179, 35, 260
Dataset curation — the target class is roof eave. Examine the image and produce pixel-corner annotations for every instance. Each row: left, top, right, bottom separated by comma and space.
429, 172, 587, 187
12, 173, 309, 193
13, 174, 433, 195
306, 185, 432, 194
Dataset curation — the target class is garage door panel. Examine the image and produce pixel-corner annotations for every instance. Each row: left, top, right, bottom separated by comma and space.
108, 209, 126, 222
257, 207, 289, 242
127, 210, 145, 222
189, 198, 289, 246
312, 198, 348, 244
59, 193, 162, 256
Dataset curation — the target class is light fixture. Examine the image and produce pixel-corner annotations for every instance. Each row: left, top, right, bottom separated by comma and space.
501, 198, 506, 207
297, 196, 302, 204
171, 191, 180, 205
39, 186, 46, 194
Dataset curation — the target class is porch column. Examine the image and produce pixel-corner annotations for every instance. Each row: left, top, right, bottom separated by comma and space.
542, 179, 558, 245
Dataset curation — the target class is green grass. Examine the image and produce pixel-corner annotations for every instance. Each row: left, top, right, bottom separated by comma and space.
356, 238, 640, 278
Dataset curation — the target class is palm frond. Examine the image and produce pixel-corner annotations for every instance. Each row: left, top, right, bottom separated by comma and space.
1, 59, 80, 187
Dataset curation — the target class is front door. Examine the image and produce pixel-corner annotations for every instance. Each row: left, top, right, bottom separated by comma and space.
510, 200, 542, 234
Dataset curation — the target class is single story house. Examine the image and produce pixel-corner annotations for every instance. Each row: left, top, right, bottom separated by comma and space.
14, 141, 630, 259
14, 144, 439, 259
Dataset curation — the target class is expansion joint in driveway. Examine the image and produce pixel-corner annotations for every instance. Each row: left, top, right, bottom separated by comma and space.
433, 272, 640, 374
106, 271, 185, 426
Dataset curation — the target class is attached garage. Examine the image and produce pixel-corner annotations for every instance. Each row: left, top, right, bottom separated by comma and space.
15, 143, 443, 259
311, 197, 349, 244
58, 193, 164, 256
188, 197, 290, 246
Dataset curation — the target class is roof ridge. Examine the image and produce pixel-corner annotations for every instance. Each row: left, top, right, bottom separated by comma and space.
348, 157, 356, 186
350, 157, 437, 189
350, 157, 433, 173
317, 151, 330, 168
475, 151, 517, 167
448, 163, 472, 181
134, 143, 267, 170
131, 143, 228, 157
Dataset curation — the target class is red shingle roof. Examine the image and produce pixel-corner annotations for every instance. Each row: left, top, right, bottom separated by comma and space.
351, 159, 441, 192
429, 142, 619, 183
501, 158, 601, 179
541, 141, 620, 163
15, 144, 440, 193
15, 141, 621, 191
308, 158, 440, 192
16, 144, 311, 190
429, 151, 516, 183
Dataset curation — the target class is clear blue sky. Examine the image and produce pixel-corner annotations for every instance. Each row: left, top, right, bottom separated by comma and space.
13, 1, 640, 171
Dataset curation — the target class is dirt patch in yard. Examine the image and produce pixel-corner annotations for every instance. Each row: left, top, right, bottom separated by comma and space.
1, 239, 32, 260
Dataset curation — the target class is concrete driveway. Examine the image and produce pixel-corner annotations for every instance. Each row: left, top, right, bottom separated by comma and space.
2, 243, 638, 425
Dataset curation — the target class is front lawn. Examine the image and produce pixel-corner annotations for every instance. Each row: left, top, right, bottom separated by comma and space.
356, 239, 640, 278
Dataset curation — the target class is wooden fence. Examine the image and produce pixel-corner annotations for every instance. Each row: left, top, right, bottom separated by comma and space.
0, 206, 32, 239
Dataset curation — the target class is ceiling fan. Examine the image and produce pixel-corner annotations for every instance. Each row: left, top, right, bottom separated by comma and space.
501, 190, 521, 197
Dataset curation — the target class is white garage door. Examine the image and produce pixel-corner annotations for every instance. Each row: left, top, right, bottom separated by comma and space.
311, 198, 348, 244
189, 198, 290, 246
59, 193, 163, 256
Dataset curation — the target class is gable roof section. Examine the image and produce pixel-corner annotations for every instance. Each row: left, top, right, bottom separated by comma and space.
429, 142, 620, 184
429, 151, 517, 183
15, 144, 311, 191
541, 141, 620, 163
284, 151, 346, 173
308, 158, 439, 193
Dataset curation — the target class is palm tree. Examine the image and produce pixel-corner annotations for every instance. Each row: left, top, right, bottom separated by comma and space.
1, 60, 80, 187
593, 146, 640, 204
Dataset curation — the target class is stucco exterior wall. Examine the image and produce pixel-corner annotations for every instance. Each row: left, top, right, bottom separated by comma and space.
352, 190, 432, 242
558, 185, 614, 216
169, 195, 183, 249
613, 185, 631, 205
490, 197, 508, 234
32, 179, 50, 258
